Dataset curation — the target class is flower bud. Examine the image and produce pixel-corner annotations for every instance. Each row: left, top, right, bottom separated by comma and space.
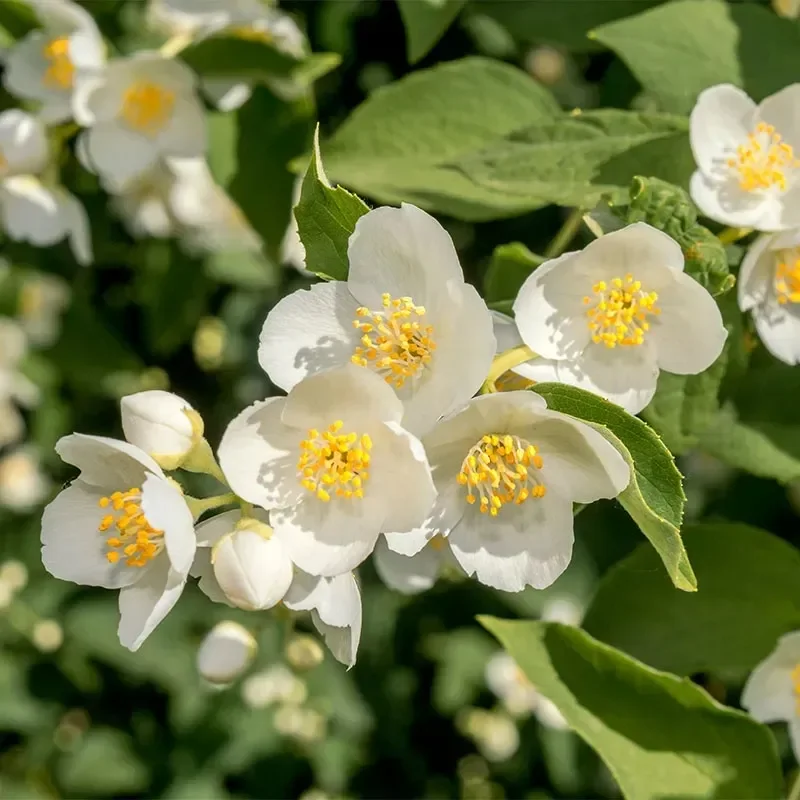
212, 519, 293, 611
197, 620, 257, 685
286, 633, 325, 671
121, 390, 203, 469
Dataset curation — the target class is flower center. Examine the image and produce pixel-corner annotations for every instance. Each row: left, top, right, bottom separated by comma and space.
727, 122, 799, 193
351, 293, 436, 389
297, 420, 372, 502
583, 274, 660, 349
457, 434, 545, 517
120, 81, 176, 136
98, 487, 163, 567
775, 253, 800, 305
42, 37, 74, 89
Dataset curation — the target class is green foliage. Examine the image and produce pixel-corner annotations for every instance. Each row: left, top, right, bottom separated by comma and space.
480, 618, 783, 799
584, 523, 800, 682
397, 0, 466, 63
532, 383, 695, 591
483, 242, 544, 306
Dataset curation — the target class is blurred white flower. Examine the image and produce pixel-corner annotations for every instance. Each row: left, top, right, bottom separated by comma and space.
218, 365, 435, 577
0, 560, 29, 593
384, 391, 629, 593
458, 708, 519, 762
373, 533, 458, 594
3, 0, 106, 123
0, 317, 39, 448
0, 447, 49, 511
17, 271, 70, 347
32, 618, 63, 652
274, 705, 327, 744
147, 0, 265, 37
512, 223, 727, 413
541, 594, 583, 626
286, 633, 325, 671
41, 434, 196, 651
260, 203, 496, 437
742, 630, 800, 761
0, 110, 91, 264
485, 652, 539, 717
121, 389, 202, 468
197, 620, 257, 684
738, 229, 800, 364
690, 84, 800, 231
241, 664, 307, 709
280, 176, 307, 273
75, 53, 206, 191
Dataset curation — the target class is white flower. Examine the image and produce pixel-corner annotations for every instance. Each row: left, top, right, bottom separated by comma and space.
690, 84, 800, 231
738, 229, 800, 364
384, 391, 629, 592
147, 0, 266, 37
458, 708, 519, 762
218, 364, 436, 577
512, 223, 727, 414
17, 271, 70, 347
373, 533, 458, 594
75, 53, 206, 191
41, 434, 196, 651
742, 630, 800, 761
259, 203, 496, 437
193, 510, 294, 611
0, 317, 39, 448
280, 176, 307, 273
197, 620, 257, 684
485, 652, 540, 716
0, 447, 49, 511
3, 0, 105, 123
0, 110, 91, 264
121, 389, 201, 467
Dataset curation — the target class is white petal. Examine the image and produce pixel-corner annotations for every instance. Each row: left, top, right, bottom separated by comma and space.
258, 281, 361, 392
738, 234, 774, 312
491, 311, 523, 352
448, 490, 574, 592
753, 301, 800, 365
690, 84, 756, 175
121, 389, 195, 459
55, 433, 164, 487
57, 189, 93, 265
68, 26, 106, 70
650, 272, 727, 375
197, 621, 256, 684
513, 252, 591, 361
0, 109, 48, 174
84, 123, 158, 189
689, 170, 775, 229
555, 345, 659, 414
217, 397, 304, 510
203, 79, 253, 112
193, 509, 241, 549
756, 84, 800, 154
373, 535, 444, 594
117, 555, 186, 651
141, 473, 195, 576
3, 33, 51, 104
347, 204, 464, 311
158, 95, 207, 158
0, 178, 63, 246
212, 529, 293, 610
741, 632, 800, 723
512, 357, 560, 384
280, 363, 404, 430
41, 481, 141, 589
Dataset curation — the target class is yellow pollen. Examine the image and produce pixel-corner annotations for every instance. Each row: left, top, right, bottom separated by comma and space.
429, 535, 446, 552
457, 433, 546, 517
583, 273, 660, 348
97, 487, 163, 568
792, 664, 800, 715
727, 122, 799, 193
120, 81, 176, 136
297, 420, 371, 501
775, 252, 800, 305
351, 293, 436, 389
42, 37, 74, 89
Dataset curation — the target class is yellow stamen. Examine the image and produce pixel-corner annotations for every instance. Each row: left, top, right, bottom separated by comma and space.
583, 273, 660, 348
792, 664, 800, 715
97, 486, 163, 567
458, 433, 546, 516
297, 420, 371, 501
120, 81, 176, 136
775, 251, 800, 305
727, 122, 799, 193
351, 294, 436, 389
42, 37, 74, 89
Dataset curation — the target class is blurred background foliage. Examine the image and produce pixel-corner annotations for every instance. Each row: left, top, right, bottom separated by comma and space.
2, 0, 800, 798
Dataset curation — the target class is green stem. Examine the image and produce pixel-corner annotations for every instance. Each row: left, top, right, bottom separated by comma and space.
481, 345, 537, 394
718, 226, 753, 245
181, 438, 228, 485
788, 770, 800, 800
186, 492, 238, 520
544, 208, 585, 259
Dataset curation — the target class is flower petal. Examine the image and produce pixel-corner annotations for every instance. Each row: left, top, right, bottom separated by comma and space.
0, 109, 48, 174
756, 83, 800, 153
373, 535, 444, 594
194, 508, 241, 549
738, 234, 774, 312
741, 631, 800, 723
689, 170, 775, 229
258, 281, 361, 392
117, 555, 186, 651
448, 490, 574, 592
650, 272, 727, 375
491, 310, 523, 351
141, 472, 195, 576
753, 300, 800, 365
84, 123, 158, 190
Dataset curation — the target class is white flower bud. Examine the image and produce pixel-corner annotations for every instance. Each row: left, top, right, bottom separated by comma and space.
286, 634, 325, 671
212, 520, 293, 611
121, 390, 202, 468
197, 621, 256, 685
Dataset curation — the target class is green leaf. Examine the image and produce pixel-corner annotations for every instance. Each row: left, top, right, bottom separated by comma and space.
479, 618, 783, 800
532, 383, 695, 591
397, 0, 466, 63
584, 522, 800, 681
295, 126, 370, 281
0, 0, 36, 45
483, 242, 544, 305
322, 57, 561, 221
181, 35, 299, 78
591, 0, 800, 114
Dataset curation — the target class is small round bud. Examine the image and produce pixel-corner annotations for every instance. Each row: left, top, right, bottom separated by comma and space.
197, 621, 257, 685
33, 619, 63, 652
212, 520, 293, 611
524, 46, 566, 85
0, 449, 48, 511
121, 390, 202, 468
0, 560, 28, 592
286, 634, 325, 671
